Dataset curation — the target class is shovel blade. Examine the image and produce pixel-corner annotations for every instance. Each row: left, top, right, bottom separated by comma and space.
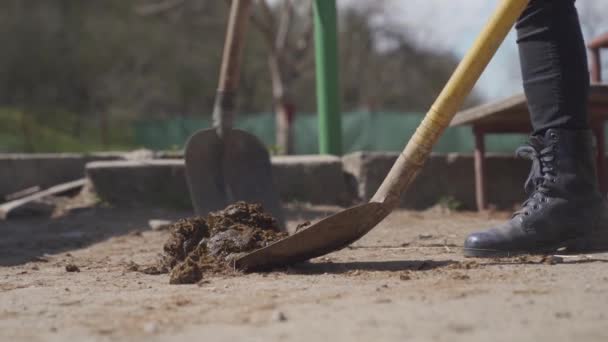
235, 202, 391, 271
185, 129, 227, 215
222, 129, 285, 226
184, 128, 284, 227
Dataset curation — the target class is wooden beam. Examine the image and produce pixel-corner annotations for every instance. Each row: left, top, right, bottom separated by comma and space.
4, 186, 41, 202
452, 85, 608, 128
0, 179, 87, 220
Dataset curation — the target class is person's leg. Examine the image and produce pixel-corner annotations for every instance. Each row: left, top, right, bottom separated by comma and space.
517, 0, 589, 134
463, 0, 608, 257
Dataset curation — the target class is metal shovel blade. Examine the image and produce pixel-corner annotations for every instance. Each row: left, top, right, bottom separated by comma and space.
185, 128, 227, 215
185, 128, 285, 227
222, 129, 285, 226
234, 202, 391, 271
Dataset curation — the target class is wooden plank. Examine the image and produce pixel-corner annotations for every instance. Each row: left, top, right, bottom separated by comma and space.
450, 93, 527, 127
0, 179, 87, 220
4, 186, 41, 202
451, 85, 608, 128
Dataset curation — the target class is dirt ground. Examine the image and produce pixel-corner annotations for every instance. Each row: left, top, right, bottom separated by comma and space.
1, 204, 607, 342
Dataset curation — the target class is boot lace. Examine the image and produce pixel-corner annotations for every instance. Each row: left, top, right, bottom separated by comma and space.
513, 136, 557, 219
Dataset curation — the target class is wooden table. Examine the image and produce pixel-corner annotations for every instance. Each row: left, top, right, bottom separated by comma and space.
450, 85, 608, 211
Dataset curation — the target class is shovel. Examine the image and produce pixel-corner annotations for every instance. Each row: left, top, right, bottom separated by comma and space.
185, 0, 284, 227
235, 0, 530, 270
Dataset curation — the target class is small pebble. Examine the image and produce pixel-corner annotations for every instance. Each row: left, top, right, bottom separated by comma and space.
65, 264, 80, 273
542, 255, 564, 265
448, 323, 474, 333
374, 298, 392, 304
149, 220, 172, 231
272, 311, 287, 322
375, 284, 389, 292
555, 312, 572, 319
452, 273, 471, 281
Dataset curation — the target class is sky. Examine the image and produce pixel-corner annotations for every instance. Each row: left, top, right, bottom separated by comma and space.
339, 0, 608, 101
383, 0, 521, 100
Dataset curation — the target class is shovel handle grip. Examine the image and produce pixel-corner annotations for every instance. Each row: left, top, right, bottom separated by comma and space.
213, 0, 252, 135
372, 0, 530, 206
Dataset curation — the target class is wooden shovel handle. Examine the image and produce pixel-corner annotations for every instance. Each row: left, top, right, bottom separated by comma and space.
213, 0, 252, 134
371, 0, 530, 207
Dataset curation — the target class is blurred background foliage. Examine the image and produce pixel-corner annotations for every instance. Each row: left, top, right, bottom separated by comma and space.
0, 0, 474, 153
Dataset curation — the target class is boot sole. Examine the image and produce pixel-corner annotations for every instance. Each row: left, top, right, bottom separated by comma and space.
463, 229, 608, 258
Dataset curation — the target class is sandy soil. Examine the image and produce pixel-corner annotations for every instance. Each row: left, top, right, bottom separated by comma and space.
1, 204, 607, 342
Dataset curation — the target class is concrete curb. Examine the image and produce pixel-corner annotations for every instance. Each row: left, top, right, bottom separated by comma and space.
86, 155, 353, 208
343, 152, 529, 210
86, 160, 189, 208
0, 153, 122, 200
4, 151, 535, 210
272, 155, 354, 205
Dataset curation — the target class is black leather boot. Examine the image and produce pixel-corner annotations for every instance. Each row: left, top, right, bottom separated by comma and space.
464, 129, 608, 257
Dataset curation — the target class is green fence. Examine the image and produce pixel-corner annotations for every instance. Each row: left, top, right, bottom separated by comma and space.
133, 112, 530, 154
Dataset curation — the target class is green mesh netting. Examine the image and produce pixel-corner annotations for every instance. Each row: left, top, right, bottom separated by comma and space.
133, 112, 529, 154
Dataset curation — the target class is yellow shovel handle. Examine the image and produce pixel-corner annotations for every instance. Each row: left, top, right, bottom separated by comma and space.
372, 0, 530, 206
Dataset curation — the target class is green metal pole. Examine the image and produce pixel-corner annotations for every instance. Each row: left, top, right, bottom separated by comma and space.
314, 0, 342, 155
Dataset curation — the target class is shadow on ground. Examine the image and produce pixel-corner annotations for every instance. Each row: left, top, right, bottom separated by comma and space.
0, 206, 192, 266
287, 259, 458, 275
284, 255, 608, 275
0, 204, 342, 267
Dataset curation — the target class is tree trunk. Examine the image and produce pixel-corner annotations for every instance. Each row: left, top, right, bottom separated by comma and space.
275, 100, 295, 155
269, 55, 295, 155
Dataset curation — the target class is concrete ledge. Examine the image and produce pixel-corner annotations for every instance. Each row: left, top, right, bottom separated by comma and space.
0, 153, 122, 200
343, 152, 529, 210
86, 160, 189, 208
9, 151, 543, 211
272, 155, 353, 205
86, 155, 353, 208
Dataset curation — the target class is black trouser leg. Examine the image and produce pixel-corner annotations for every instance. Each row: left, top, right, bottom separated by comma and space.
516, 0, 590, 135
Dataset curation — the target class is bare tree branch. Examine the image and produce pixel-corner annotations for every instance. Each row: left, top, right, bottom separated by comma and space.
275, 0, 294, 52
289, 2, 314, 73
